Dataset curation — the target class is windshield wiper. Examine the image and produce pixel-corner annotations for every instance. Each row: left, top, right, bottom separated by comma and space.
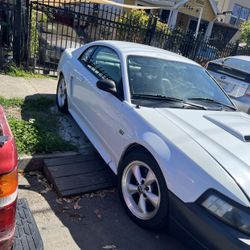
132, 94, 207, 110
187, 97, 237, 111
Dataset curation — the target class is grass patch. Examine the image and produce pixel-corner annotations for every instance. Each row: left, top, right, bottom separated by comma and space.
2, 63, 50, 79
0, 97, 24, 108
0, 96, 76, 155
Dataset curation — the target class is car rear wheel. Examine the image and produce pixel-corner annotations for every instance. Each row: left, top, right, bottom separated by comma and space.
56, 76, 68, 113
118, 149, 169, 230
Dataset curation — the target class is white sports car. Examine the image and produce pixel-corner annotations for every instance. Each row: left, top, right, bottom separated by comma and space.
57, 41, 250, 249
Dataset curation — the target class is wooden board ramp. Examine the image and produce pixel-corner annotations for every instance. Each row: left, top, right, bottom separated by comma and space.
43, 154, 117, 197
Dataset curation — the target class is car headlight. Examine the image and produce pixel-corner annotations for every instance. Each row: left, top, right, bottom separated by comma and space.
201, 193, 250, 235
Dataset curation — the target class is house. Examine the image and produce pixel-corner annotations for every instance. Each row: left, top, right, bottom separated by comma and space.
171, 0, 218, 37
131, 0, 218, 38
215, 0, 250, 42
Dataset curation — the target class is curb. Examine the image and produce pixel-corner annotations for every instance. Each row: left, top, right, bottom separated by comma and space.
18, 151, 79, 172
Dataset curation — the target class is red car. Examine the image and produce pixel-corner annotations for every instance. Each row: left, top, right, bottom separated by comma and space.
0, 106, 18, 250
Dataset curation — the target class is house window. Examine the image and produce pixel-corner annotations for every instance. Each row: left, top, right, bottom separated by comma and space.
160, 10, 170, 23
230, 4, 250, 26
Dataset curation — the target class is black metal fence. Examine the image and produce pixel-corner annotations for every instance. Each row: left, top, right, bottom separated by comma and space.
1, 0, 250, 75
0, 0, 29, 68
0, 0, 14, 68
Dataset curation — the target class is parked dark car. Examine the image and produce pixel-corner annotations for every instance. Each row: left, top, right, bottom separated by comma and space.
0, 106, 18, 250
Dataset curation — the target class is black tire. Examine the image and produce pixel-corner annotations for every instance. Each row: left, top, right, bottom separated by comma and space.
56, 76, 68, 113
118, 149, 169, 230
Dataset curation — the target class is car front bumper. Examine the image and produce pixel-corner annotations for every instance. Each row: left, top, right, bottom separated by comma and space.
169, 192, 250, 250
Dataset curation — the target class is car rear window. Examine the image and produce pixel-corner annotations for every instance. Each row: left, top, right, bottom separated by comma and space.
207, 62, 250, 83
224, 58, 250, 72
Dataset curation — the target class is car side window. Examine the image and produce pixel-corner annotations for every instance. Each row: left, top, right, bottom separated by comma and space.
79, 46, 96, 63
88, 46, 124, 100
89, 47, 121, 82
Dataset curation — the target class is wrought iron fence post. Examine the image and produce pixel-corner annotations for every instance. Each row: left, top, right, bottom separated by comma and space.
144, 15, 157, 45
13, 0, 22, 66
23, 0, 30, 67
232, 40, 239, 56
13, 0, 29, 67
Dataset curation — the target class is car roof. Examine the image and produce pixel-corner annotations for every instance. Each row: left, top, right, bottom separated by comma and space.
89, 40, 200, 66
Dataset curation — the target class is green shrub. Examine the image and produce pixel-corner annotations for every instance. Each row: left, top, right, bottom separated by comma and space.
1, 97, 76, 155
117, 10, 169, 43
3, 63, 48, 78
240, 21, 250, 45
30, 11, 50, 58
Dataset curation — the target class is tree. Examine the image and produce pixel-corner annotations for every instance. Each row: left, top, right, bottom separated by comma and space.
240, 21, 250, 45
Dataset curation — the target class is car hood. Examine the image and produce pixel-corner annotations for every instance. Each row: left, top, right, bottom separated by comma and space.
148, 108, 250, 199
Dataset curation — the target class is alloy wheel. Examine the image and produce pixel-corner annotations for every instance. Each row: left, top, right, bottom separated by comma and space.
121, 161, 161, 220
57, 78, 67, 108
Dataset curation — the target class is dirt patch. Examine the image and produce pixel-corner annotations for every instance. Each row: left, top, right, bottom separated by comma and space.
5, 107, 22, 120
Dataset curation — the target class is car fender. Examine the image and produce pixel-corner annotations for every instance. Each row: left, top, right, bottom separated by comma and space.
124, 131, 250, 206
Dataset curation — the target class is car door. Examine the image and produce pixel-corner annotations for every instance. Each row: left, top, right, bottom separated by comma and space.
70, 45, 97, 124
77, 46, 130, 166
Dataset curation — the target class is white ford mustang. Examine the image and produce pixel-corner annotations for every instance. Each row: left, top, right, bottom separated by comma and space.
57, 41, 250, 249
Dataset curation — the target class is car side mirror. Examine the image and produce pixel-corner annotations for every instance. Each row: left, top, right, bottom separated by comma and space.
96, 79, 117, 96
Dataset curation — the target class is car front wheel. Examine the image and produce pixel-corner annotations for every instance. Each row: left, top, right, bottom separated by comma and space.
118, 150, 169, 230
56, 76, 68, 113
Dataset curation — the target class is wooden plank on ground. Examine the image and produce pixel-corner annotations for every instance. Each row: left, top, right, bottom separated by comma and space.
44, 153, 101, 167
43, 153, 116, 197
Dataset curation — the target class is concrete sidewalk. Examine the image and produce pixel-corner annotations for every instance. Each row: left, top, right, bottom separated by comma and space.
0, 74, 57, 98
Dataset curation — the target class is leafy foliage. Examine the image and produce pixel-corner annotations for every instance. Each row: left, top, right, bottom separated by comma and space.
117, 10, 169, 43
240, 21, 250, 45
30, 11, 50, 58
0, 97, 76, 155
3, 63, 49, 79
0, 96, 24, 108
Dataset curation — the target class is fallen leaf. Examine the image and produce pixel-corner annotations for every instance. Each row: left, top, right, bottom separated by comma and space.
63, 198, 73, 203
40, 187, 51, 194
74, 198, 81, 209
102, 245, 117, 250
56, 198, 63, 204
28, 171, 37, 176
94, 209, 102, 219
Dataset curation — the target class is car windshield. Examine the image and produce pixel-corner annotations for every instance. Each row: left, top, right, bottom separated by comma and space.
127, 56, 233, 108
